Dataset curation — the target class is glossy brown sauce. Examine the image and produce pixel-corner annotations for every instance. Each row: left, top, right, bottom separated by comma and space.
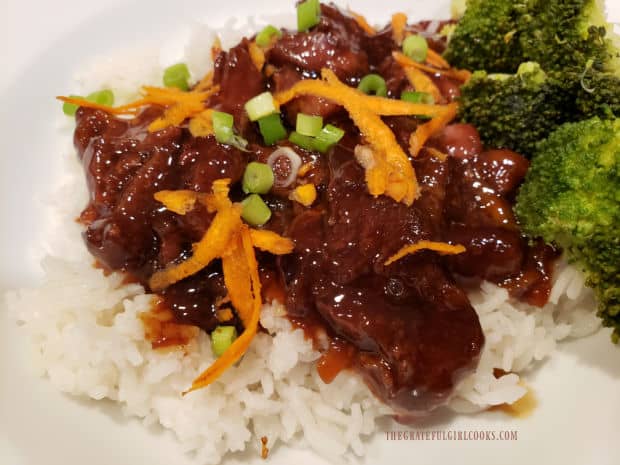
72, 4, 556, 416
497, 387, 537, 418
316, 338, 357, 384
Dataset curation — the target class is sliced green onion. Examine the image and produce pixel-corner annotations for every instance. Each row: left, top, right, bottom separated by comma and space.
257, 113, 287, 145
313, 124, 345, 153
229, 134, 249, 151
86, 89, 115, 106
357, 74, 388, 97
212, 111, 235, 144
245, 92, 277, 122
241, 194, 272, 226
256, 25, 282, 47
400, 91, 435, 104
62, 94, 82, 116
297, 0, 321, 32
163, 63, 191, 91
289, 131, 316, 151
211, 325, 238, 357
296, 113, 323, 137
242, 162, 274, 194
402, 35, 428, 62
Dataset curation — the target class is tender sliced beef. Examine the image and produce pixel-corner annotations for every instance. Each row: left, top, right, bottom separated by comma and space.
75, 108, 247, 332
280, 139, 484, 414
377, 56, 408, 98
267, 5, 369, 80
212, 39, 266, 133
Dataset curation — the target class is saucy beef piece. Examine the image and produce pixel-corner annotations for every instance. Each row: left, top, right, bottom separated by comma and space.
441, 147, 557, 300
280, 140, 484, 414
75, 107, 248, 332
267, 4, 369, 80
377, 56, 409, 98
212, 39, 266, 135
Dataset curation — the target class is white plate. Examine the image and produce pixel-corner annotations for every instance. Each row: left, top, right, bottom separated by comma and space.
1, 1, 620, 464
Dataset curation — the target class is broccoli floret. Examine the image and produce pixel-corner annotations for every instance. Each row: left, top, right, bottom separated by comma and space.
443, 0, 524, 73
517, 0, 618, 73
515, 118, 620, 341
458, 63, 575, 154
576, 69, 620, 119
444, 0, 618, 75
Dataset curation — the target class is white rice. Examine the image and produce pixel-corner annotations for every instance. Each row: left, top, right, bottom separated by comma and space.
4, 15, 601, 465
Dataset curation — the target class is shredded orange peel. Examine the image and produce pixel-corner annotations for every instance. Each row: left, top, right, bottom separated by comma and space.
403, 67, 442, 103
409, 101, 458, 157
248, 41, 266, 71
425, 147, 449, 162
289, 184, 317, 207
277, 71, 447, 203
391, 12, 408, 45
188, 109, 215, 138
149, 180, 294, 393
274, 68, 458, 205
57, 84, 220, 133
348, 10, 376, 35
385, 240, 466, 266
393, 51, 472, 83
425, 49, 450, 70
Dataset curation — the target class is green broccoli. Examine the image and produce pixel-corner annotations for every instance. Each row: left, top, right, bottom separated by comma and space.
517, 0, 620, 119
458, 62, 576, 155
444, 0, 618, 74
515, 117, 620, 341
517, 0, 618, 73
451, 0, 620, 152
575, 66, 620, 119
443, 0, 524, 73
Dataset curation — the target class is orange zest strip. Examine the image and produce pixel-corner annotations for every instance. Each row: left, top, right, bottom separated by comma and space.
154, 190, 200, 215
193, 71, 214, 92
186, 227, 262, 394
149, 180, 240, 291
274, 68, 427, 204
56, 96, 141, 115
385, 240, 466, 266
348, 10, 376, 35
147, 86, 219, 132
425, 48, 450, 69
403, 67, 442, 103
273, 77, 443, 118
409, 102, 458, 157
248, 41, 266, 71
149, 179, 296, 392
153, 188, 219, 214
216, 307, 234, 322
393, 51, 472, 82
58, 85, 219, 127
189, 109, 215, 138
149, 204, 242, 291
221, 230, 255, 326
354, 144, 389, 198
249, 229, 295, 255
211, 36, 222, 62
391, 12, 408, 45
289, 184, 317, 207
425, 147, 448, 162
297, 162, 313, 177
320, 69, 419, 204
